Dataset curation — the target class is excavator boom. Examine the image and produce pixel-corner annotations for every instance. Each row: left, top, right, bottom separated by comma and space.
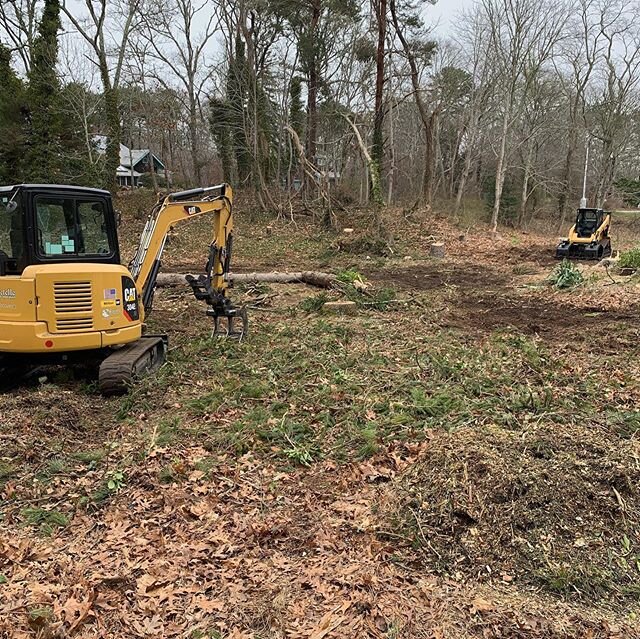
130, 184, 234, 313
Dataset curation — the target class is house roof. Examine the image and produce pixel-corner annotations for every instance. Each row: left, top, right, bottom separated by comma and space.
119, 144, 166, 170
116, 166, 143, 178
92, 136, 166, 171
119, 144, 151, 169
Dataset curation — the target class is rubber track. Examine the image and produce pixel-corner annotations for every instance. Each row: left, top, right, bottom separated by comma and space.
99, 336, 167, 396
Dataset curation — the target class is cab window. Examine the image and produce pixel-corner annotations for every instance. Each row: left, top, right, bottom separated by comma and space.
78, 201, 111, 255
36, 196, 113, 257
0, 193, 24, 263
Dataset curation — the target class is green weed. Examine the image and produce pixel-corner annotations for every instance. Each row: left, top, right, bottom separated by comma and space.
619, 248, 640, 269
549, 259, 584, 289
155, 416, 182, 447
73, 449, 106, 468
357, 425, 379, 459
106, 470, 126, 492
282, 441, 316, 466
44, 457, 66, 476
535, 563, 615, 599
337, 268, 365, 284
21, 507, 69, 535
300, 293, 329, 313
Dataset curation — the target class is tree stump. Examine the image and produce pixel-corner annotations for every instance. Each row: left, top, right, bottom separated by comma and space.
323, 301, 358, 315
430, 242, 445, 259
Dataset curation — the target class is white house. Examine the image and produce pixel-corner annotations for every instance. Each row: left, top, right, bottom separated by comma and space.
94, 135, 167, 187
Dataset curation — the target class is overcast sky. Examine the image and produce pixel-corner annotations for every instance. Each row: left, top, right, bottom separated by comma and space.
428, 0, 475, 35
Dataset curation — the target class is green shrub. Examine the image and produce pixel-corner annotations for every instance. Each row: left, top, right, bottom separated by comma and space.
300, 293, 329, 313
619, 248, 640, 269
337, 269, 365, 285
549, 260, 584, 290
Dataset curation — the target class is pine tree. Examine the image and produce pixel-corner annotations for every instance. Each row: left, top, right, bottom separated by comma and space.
25, 0, 62, 182
209, 98, 235, 184
0, 44, 28, 183
226, 37, 252, 185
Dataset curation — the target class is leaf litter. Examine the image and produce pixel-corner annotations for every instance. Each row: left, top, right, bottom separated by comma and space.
1, 203, 640, 637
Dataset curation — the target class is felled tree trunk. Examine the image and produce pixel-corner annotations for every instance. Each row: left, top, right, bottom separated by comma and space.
156, 271, 337, 289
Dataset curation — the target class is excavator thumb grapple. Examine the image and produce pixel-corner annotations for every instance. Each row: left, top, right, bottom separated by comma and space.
187, 273, 248, 340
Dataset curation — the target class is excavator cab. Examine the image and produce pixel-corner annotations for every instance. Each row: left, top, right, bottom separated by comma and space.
555, 207, 612, 260
0, 183, 243, 394
0, 185, 120, 276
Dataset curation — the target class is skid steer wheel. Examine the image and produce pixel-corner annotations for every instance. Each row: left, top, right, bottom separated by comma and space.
209, 306, 248, 341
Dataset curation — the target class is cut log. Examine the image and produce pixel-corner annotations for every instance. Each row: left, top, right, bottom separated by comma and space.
156, 271, 337, 289
430, 242, 445, 259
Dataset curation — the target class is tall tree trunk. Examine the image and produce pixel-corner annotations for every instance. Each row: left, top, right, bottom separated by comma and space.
387, 100, 395, 205
558, 113, 578, 228
188, 90, 201, 186
455, 150, 472, 214
518, 140, 534, 227
390, 0, 434, 206
436, 115, 446, 197
454, 111, 479, 214
305, 0, 320, 175
596, 139, 615, 207
492, 106, 511, 234
148, 149, 159, 192
422, 112, 437, 204
101, 73, 120, 194
371, 0, 386, 206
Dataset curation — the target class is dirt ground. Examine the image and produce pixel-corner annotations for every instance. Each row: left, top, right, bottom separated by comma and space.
1, 201, 640, 638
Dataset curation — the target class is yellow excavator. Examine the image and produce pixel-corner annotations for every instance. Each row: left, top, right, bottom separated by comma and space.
0, 183, 246, 395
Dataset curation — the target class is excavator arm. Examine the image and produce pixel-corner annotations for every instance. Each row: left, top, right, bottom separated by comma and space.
129, 184, 246, 337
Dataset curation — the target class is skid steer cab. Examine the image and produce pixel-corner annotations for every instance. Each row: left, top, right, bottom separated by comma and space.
556, 207, 612, 261
0, 183, 246, 395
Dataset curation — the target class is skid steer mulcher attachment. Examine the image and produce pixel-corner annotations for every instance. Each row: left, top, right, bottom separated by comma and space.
556, 208, 612, 261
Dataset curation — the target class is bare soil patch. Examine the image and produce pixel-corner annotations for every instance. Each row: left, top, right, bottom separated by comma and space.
444, 292, 640, 341
504, 244, 558, 267
368, 263, 510, 292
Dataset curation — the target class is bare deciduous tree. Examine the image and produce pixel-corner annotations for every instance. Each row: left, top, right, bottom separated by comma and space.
61, 0, 142, 190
